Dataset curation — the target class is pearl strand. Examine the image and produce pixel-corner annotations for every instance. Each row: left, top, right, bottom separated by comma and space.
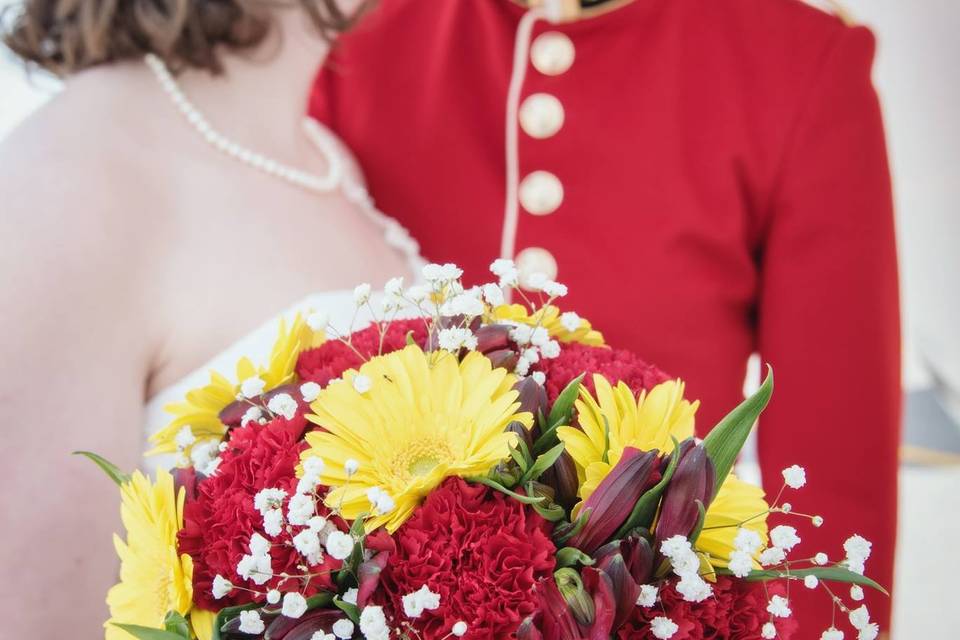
144, 53, 342, 193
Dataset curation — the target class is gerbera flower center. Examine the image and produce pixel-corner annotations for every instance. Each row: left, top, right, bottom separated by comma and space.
392, 440, 454, 482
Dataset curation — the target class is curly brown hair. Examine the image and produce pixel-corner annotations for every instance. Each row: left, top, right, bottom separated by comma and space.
1, 0, 362, 76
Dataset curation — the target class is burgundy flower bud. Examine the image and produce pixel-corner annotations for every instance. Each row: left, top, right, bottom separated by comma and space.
654, 443, 716, 553
357, 549, 391, 608
506, 420, 535, 452
280, 609, 346, 640
538, 575, 584, 640
568, 448, 659, 554
548, 450, 581, 510
592, 553, 640, 630
620, 532, 654, 586
486, 348, 521, 371
555, 568, 594, 626
581, 567, 617, 640
517, 616, 545, 640
475, 323, 514, 353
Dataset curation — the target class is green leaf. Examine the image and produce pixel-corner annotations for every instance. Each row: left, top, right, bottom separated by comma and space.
405, 330, 417, 346
334, 597, 361, 623
73, 450, 130, 486
211, 602, 259, 640
547, 374, 584, 428
163, 611, 191, 638
111, 623, 189, 640
554, 507, 592, 545
702, 367, 773, 497
520, 442, 566, 484
467, 476, 545, 504
687, 499, 707, 545
555, 546, 596, 568
531, 498, 567, 522
613, 437, 685, 538
742, 566, 889, 596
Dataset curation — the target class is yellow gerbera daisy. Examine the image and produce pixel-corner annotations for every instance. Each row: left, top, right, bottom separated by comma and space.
557, 375, 698, 502
105, 468, 193, 640
697, 473, 770, 571
489, 303, 605, 346
148, 314, 323, 457
302, 345, 532, 532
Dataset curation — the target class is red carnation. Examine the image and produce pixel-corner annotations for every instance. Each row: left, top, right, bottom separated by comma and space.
296, 318, 429, 385
617, 577, 797, 639
178, 415, 342, 610
380, 478, 557, 639
535, 343, 671, 403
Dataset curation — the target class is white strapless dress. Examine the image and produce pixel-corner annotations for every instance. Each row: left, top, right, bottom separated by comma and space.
141, 121, 427, 454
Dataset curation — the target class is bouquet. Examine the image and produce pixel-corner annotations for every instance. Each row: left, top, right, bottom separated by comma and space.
81, 260, 886, 640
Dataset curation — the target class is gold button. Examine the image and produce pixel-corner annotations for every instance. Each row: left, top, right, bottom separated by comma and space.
519, 170, 564, 216
516, 247, 559, 287
530, 31, 576, 76
519, 93, 565, 139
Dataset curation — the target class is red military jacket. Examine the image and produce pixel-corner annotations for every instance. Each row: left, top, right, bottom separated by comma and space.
310, 0, 900, 633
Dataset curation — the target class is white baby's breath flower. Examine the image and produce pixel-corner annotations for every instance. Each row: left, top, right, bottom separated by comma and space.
342, 588, 359, 605
423, 262, 462, 283
374, 492, 395, 515
263, 509, 284, 537
288, 493, 316, 524
344, 458, 359, 476
529, 326, 550, 347
515, 356, 532, 377
307, 515, 327, 532
676, 575, 712, 603
760, 546, 787, 567
770, 525, 801, 551
405, 284, 429, 303
804, 575, 819, 589
728, 550, 754, 578
850, 585, 865, 601
636, 584, 658, 607
353, 374, 372, 394
650, 616, 679, 639
249, 532, 271, 556
267, 589, 281, 604
848, 605, 871, 630
300, 381, 322, 403
307, 311, 330, 331
734, 527, 763, 553
844, 535, 872, 575
212, 575, 233, 599
532, 371, 546, 385
384, 276, 404, 298
540, 339, 561, 359
858, 623, 879, 640
242, 406, 263, 426
767, 595, 792, 618
293, 529, 321, 559
782, 465, 807, 489
238, 610, 265, 634
359, 605, 389, 639
302, 456, 325, 481
761, 622, 777, 639
481, 283, 505, 306
267, 393, 299, 420
660, 535, 692, 558
353, 283, 372, 305
820, 627, 844, 640
175, 426, 196, 449
780, 502, 792, 513
543, 280, 568, 298
490, 258, 517, 279
282, 591, 309, 619
814, 552, 829, 566
525, 272, 549, 292
451, 621, 468, 637
332, 618, 355, 639
241, 375, 266, 399
559, 311, 581, 333
254, 488, 287, 516
325, 531, 354, 560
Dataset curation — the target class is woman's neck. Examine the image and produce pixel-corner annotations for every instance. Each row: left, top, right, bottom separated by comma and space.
170, 7, 334, 164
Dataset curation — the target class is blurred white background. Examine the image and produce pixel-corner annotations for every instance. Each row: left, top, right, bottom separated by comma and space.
1, 0, 958, 637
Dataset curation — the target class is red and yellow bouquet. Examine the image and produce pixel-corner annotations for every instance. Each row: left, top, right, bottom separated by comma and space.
84, 261, 885, 640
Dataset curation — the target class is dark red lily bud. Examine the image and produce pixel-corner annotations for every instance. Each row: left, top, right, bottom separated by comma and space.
581, 567, 616, 640
654, 443, 716, 554
517, 616, 545, 640
547, 451, 580, 510
538, 576, 584, 640
567, 448, 659, 554
620, 532, 654, 586
475, 323, 514, 353
485, 348, 521, 371
172, 465, 198, 502
592, 553, 640, 631
507, 420, 535, 452
279, 609, 345, 640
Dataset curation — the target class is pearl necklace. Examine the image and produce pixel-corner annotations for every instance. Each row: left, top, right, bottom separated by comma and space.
144, 53, 342, 193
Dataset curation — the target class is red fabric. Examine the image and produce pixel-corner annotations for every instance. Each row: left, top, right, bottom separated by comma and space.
308, 0, 900, 634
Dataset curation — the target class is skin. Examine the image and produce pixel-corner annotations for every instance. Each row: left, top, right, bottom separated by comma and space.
0, 4, 406, 635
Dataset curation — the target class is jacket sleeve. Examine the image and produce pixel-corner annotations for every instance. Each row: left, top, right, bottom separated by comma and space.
756, 25, 901, 634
